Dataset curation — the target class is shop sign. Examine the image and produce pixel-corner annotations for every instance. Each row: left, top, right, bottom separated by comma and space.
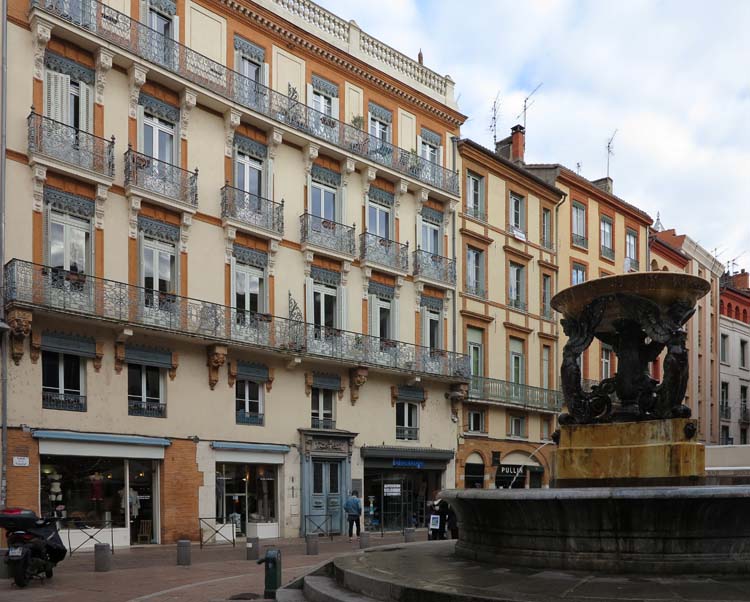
383, 484, 401, 496
12, 456, 29, 467
392, 459, 424, 469
429, 514, 441, 530
497, 464, 525, 476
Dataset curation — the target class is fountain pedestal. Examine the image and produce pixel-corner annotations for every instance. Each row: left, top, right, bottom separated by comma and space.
554, 418, 705, 487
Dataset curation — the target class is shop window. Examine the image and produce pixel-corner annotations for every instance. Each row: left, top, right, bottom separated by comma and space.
216, 463, 277, 537
128, 363, 166, 418
236, 380, 264, 425
464, 462, 484, 489
42, 351, 85, 411
467, 410, 485, 433
396, 401, 419, 440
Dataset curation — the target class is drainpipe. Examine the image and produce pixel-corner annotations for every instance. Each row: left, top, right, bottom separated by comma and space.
553, 191, 568, 260
1, 0, 8, 508
450, 136, 459, 355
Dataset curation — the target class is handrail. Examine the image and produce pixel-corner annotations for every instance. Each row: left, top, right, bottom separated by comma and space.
300, 213, 356, 256
221, 184, 284, 236
360, 232, 409, 272
468, 375, 563, 412
199, 517, 236, 548
413, 249, 456, 286
124, 147, 198, 207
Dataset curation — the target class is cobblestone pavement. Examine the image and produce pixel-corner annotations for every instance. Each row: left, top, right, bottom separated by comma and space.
0, 532, 410, 602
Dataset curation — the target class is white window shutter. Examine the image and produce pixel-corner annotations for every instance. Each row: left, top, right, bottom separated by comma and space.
364, 199, 370, 232
306, 83, 313, 108
416, 215, 423, 250
439, 145, 444, 167
45, 70, 69, 123
262, 63, 270, 88
304, 277, 314, 324
367, 111, 372, 135
136, 105, 145, 152
391, 297, 399, 340
416, 134, 422, 156
368, 294, 376, 336
79, 82, 92, 133
173, 115, 181, 165
140, 0, 149, 24
229, 257, 237, 307
263, 159, 272, 200
233, 49, 240, 72
420, 307, 428, 347
262, 268, 269, 313
171, 16, 179, 42
332, 96, 339, 120
336, 285, 346, 330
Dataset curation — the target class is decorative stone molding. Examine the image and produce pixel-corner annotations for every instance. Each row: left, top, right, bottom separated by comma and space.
128, 196, 141, 239
31, 17, 52, 81
349, 367, 368, 405
361, 266, 372, 299
114, 341, 126, 374
303, 143, 319, 174
302, 250, 314, 277
93, 342, 104, 372
449, 382, 469, 404
224, 109, 241, 158
180, 89, 197, 140
94, 49, 114, 105
300, 432, 354, 459
361, 167, 376, 196
267, 128, 283, 159
341, 261, 351, 286
415, 187, 429, 211
31, 164, 47, 212
267, 240, 280, 276
227, 360, 238, 388
206, 345, 227, 390
341, 158, 356, 184
304, 372, 314, 396
266, 368, 275, 392
223, 225, 237, 264
8, 309, 33, 366
180, 213, 192, 253
128, 64, 148, 119
169, 352, 179, 380
30, 331, 41, 364
394, 276, 404, 298
95, 184, 108, 229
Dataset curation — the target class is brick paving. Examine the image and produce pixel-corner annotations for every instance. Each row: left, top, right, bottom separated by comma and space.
0, 532, 412, 602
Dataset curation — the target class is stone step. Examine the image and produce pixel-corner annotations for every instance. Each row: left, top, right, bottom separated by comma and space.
275, 589, 307, 602
303, 575, 380, 602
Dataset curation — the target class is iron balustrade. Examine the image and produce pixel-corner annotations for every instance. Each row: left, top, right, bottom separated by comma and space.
720, 404, 732, 420
465, 280, 487, 299
468, 375, 563, 412
300, 213, 356, 256
541, 304, 555, 321
413, 249, 456, 286
625, 257, 640, 272
311, 417, 336, 430
236, 410, 264, 426
465, 205, 486, 222
601, 245, 615, 261
572, 234, 588, 249
30, 0, 459, 195
508, 295, 527, 313
221, 185, 284, 237
128, 399, 167, 418
741, 405, 750, 424
42, 391, 87, 412
28, 111, 114, 178
5, 260, 470, 380
396, 426, 419, 440
540, 236, 555, 251
360, 232, 409, 272
124, 148, 198, 207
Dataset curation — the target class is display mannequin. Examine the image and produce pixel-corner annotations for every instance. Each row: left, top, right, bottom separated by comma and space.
89, 472, 104, 501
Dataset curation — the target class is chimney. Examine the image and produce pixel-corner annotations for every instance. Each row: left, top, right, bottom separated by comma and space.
510, 124, 525, 163
731, 269, 750, 291
418, 49, 423, 65
591, 176, 613, 195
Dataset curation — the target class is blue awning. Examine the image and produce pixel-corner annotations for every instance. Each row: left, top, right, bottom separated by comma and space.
211, 441, 289, 454
32, 430, 171, 447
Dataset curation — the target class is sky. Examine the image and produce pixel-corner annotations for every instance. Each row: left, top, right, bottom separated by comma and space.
318, 0, 750, 270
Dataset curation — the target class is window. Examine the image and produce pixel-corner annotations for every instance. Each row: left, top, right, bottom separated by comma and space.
572, 263, 587, 285
311, 182, 336, 221
626, 229, 638, 260
235, 151, 263, 198
240, 56, 261, 82
721, 382, 729, 403
312, 90, 332, 117
721, 425, 731, 445
421, 221, 441, 255
468, 410, 485, 433
373, 296, 392, 341
464, 461, 484, 489
541, 208, 553, 249
420, 139, 438, 164
44, 68, 92, 133
601, 346, 612, 379
367, 202, 391, 239
541, 417, 552, 440
542, 345, 551, 390
313, 282, 337, 332
42, 351, 85, 411
509, 193, 525, 232
142, 238, 177, 312
600, 216, 613, 258
233, 263, 265, 323
509, 414, 526, 438
721, 334, 729, 363
466, 246, 484, 297
542, 274, 553, 319
49, 210, 90, 277
425, 309, 441, 350
128, 364, 165, 417
369, 116, 390, 143
510, 337, 525, 401
466, 172, 484, 220
508, 262, 525, 310
741, 385, 748, 405
215, 463, 278, 531
236, 380, 263, 425
396, 401, 419, 440
311, 387, 335, 429
742, 429, 748, 445
572, 202, 587, 247
143, 113, 175, 165
467, 327, 484, 378
742, 340, 748, 369
148, 9, 174, 67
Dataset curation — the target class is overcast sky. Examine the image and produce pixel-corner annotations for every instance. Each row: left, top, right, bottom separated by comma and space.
319, 0, 750, 271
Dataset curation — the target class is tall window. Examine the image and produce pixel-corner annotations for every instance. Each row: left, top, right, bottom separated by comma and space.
368, 202, 391, 239
420, 139, 438, 164
235, 151, 262, 197
742, 385, 748, 405
468, 327, 483, 378
313, 283, 337, 333
312, 90, 333, 116
721, 382, 729, 405
600, 216, 613, 253
396, 401, 418, 440
466, 172, 484, 219
369, 116, 390, 142
542, 345, 551, 390
509, 193, 525, 232
311, 182, 336, 221
601, 346, 612, 379
510, 337, 525, 401
626, 229, 638, 260
542, 274, 553, 318
541, 208, 552, 248
143, 113, 175, 165
240, 56, 261, 82
425, 309, 441, 350
421, 221, 440, 255
742, 340, 748, 369
49, 211, 89, 277
721, 334, 729, 363
236, 380, 263, 423
44, 67, 92, 132
572, 263, 587, 285
128, 364, 165, 416
372, 296, 393, 341
42, 352, 84, 406
509, 414, 526, 438
233, 263, 264, 322
541, 417, 552, 440
467, 410, 485, 433
466, 246, 484, 296
148, 9, 174, 66
142, 238, 176, 310
508, 262, 525, 310
572, 202, 586, 246
311, 387, 334, 428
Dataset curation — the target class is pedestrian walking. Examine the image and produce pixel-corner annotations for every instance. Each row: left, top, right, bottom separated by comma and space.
344, 490, 362, 542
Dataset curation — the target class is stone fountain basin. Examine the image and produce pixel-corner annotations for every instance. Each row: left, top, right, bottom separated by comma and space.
441, 486, 750, 574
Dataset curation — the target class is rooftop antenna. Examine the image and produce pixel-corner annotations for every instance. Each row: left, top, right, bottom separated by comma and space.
489, 92, 501, 145
576, 161, 582, 175
516, 82, 543, 130
606, 129, 618, 177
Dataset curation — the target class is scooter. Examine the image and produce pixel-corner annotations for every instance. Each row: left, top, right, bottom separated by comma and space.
0, 508, 66, 587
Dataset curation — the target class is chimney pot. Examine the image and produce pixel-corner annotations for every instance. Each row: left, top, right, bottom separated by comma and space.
510, 124, 525, 163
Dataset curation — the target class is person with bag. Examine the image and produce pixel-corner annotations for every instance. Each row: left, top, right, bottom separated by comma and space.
344, 490, 362, 542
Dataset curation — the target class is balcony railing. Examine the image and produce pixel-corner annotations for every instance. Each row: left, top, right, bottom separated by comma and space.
465, 205, 486, 222
300, 213, 356, 257
236, 410, 264, 426
128, 399, 167, 418
625, 257, 640, 272
42, 391, 87, 412
28, 112, 114, 178
413, 249, 456, 286
124, 148, 198, 208
740, 405, 750, 424
221, 185, 284, 237
396, 426, 419, 441
465, 280, 486, 299
508, 295, 527, 313
311, 417, 336, 430
541, 304, 555, 321
601, 245, 615, 261
30, 0, 459, 195
720, 405, 732, 420
5, 260, 470, 380
468, 376, 563, 412
572, 233, 588, 249
541, 235, 555, 251
360, 233, 409, 272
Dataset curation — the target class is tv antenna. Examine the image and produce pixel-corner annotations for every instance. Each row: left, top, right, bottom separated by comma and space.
606, 129, 618, 177
489, 92, 501, 145
576, 162, 582, 175
516, 82, 543, 130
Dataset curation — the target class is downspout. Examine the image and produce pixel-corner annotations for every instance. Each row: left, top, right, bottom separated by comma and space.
553, 190, 567, 391
451, 137, 459, 355
1, 0, 8, 508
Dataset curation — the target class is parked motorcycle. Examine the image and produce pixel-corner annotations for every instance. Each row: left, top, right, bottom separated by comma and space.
0, 508, 66, 587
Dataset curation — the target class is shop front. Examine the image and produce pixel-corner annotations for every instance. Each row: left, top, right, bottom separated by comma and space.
360, 446, 454, 532
494, 451, 544, 489
33, 430, 170, 549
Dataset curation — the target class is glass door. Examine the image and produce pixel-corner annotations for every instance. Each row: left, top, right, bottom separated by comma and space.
235, 152, 263, 223
311, 283, 338, 354
48, 211, 92, 311
142, 239, 177, 326
232, 263, 268, 344
128, 460, 155, 545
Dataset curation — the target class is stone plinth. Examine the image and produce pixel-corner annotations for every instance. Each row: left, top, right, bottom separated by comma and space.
554, 418, 704, 484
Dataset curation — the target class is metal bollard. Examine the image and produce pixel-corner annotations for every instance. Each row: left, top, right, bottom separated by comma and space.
359, 532, 370, 549
305, 533, 319, 555
404, 528, 416, 543
94, 543, 111, 572
256, 548, 282, 599
246, 536, 260, 561
177, 540, 191, 566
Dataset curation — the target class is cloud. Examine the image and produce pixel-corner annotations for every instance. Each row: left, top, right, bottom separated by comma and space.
318, 0, 750, 265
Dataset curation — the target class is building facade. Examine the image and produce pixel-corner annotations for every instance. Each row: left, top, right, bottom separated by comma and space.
2, 0, 470, 546
718, 270, 750, 446
454, 137, 564, 489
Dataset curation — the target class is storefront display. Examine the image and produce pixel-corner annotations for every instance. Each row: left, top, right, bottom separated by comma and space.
215, 463, 277, 537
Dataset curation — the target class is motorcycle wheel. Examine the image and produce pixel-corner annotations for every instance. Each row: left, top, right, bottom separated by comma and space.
13, 555, 31, 588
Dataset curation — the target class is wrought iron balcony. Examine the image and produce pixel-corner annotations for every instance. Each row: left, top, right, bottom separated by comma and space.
413, 249, 456, 287
572, 233, 588, 249
128, 400, 167, 418
508, 295, 527, 313
468, 375, 563, 412
465, 204, 486, 222
42, 392, 87, 412
360, 233, 409, 273
221, 185, 284, 237
5, 260, 470, 380
540, 235, 555, 251
124, 148, 198, 209
541, 304, 555, 321
601, 245, 615, 261
30, 0, 459, 196
465, 280, 487, 299
236, 410, 264, 426
720, 404, 732, 421
28, 111, 114, 179
311, 417, 336, 430
396, 426, 419, 441
625, 257, 640, 272
740, 405, 750, 424
300, 213, 356, 257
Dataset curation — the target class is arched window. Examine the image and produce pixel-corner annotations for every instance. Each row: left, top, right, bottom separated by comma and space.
720, 300, 725, 315
736, 306, 741, 320
743, 309, 748, 323
728, 303, 733, 317
464, 452, 485, 489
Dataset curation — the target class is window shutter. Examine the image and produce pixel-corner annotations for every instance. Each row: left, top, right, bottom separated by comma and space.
264, 158, 273, 201
171, 16, 179, 42
306, 83, 313, 108
364, 197, 370, 232
136, 104, 145, 153
261, 268, 269, 313
390, 297, 399, 340
263, 63, 270, 88
79, 81, 92, 133
43, 205, 51, 264
368, 294, 376, 336
331, 96, 339, 120
415, 214, 422, 250
173, 112, 181, 165
336, 285, 346, 330
229, 257, 236, 307
304, 277, 314, 324
233, 48, 240, 72
439, 145, 444, 167
420, 306, 428, 347
45, 70, 69, 123
416, 134, 422, 155
232, 148, 239, 188
139, 0, 148, 24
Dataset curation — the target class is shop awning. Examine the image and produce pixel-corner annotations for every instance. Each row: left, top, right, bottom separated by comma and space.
211, 441, 290, 453
33, 430, 171, 459
211, 441, 290, 464
361, 446, 454, 470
